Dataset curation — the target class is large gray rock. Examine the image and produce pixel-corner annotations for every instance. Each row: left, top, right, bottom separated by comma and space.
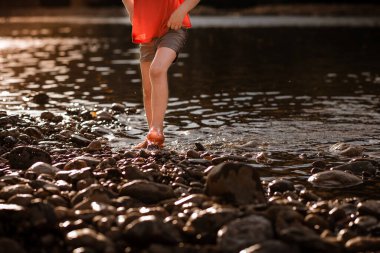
7, 146, 52, 170
119, 180, 175, 204
217, 215, 273, 252
308, 170, 362, 189
205, 162, 266, 205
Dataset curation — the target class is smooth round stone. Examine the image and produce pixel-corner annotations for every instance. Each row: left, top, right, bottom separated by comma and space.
27, 162, 59, 176
186, 150, 201, 159
329, 143, 364, 157
96, 110, 113, 121
0, 238, 26, 253
331, 161, 377, 176
66, 228, 113, 251
345, 236, 380, 252
125, 215, 182, 244
268, 179, 295, 194
308, 170, 362, 189
7, 146, 52, 170
119, 180, 175, 204
111, 103, 126, 112
240, 240, 299, 253
40, 111, 55, 121
217, 215, 273, 252
7, 194, 34, 206
357, 200, 380, 217
0, 184, 34, 200
32, 92, 49, 105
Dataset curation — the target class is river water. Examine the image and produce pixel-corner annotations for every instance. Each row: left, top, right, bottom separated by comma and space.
1, 18, 380, 197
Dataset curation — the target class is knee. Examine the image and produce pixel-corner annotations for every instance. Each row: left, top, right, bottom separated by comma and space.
149, 64, 167, 79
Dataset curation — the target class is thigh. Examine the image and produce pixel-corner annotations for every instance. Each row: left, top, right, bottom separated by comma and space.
151, 47, 177, 71
139, 40, 157, 62
157, 28, 188, 61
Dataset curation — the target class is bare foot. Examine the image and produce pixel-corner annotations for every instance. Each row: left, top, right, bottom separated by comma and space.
132, 139, 148, 149
147, 127, 165, 148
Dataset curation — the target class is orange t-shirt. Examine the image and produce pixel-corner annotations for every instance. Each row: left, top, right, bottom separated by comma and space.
132, 0, 192, 44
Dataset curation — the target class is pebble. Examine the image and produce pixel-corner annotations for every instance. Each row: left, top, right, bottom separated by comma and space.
268, 179, 295, 194
32, 92, 49, 105
111, 103, 126, 112
86, 140, 102, 152
7, 146, 52, 170
217, 215, 273, 252
27, 162, 59, 176
125, 215, 182, 244
331, 160, 377, 176
308, 170, 362, 188
206, 162, 266, 205
240, 240, 299, 253
66, 228, 114, 251
345, 236, 380, 251
119, 180, 175, 204
329, 142, 364, 157
71, 134, 92, 147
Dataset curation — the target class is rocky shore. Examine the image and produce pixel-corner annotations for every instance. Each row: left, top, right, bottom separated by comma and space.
1, 106, 380, 253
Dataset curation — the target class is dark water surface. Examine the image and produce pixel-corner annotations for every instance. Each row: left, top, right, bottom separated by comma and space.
1, 21, 380, 198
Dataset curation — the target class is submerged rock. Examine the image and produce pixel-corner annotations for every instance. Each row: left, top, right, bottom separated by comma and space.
308, 170, 362, 189
331, 160, 377, 176
205, 162, 266, 205
329, 143, 364, 157
217, 215, 273, 252
7, 146, 52, 170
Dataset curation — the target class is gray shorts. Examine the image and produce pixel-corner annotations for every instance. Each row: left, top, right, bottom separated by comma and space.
139, 28, 188, 62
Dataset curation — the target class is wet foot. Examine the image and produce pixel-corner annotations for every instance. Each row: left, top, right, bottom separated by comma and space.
132, 139, 148, 149
147, 127, 165, 148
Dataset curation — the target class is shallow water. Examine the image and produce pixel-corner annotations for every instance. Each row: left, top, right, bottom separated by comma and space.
1, 20, 380, 198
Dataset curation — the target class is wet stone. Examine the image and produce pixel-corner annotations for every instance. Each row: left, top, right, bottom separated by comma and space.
184, 207, 239, 241
111, 103, 126, 112
7, 146, 52, 170
66, 228, 113, 251
345, 236, 380, 252
217, 215, 273, 252
358, 200, 380, 217
124, 215, 182, 245
0, 184, 34, 200
7, 194, 34, 206
240, 240, 300, 253
32, 92, 49, 105
268, 178, 295, 194
27, 162, 59, 176
0, 238, 26, 253
86, 140, 102, 152
40, 111, 55, 121
206, 162, 266, 205
24, 127, 44, 139
308, 170, 362, 189
331, 160, 377, 176
329, 142, 364, 157
71, 134, 91, 147
186, 150, 201, 159
119, 180, 175, 204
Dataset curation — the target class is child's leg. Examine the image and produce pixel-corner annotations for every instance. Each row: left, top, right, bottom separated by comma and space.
140, 61, 153, 128
147, 47, 177, 145
133, 61, 152, 149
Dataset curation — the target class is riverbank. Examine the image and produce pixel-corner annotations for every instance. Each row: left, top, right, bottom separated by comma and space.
1, 109, 380, 252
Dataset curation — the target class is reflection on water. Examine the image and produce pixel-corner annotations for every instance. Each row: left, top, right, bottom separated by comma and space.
1, 22, 380, 170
